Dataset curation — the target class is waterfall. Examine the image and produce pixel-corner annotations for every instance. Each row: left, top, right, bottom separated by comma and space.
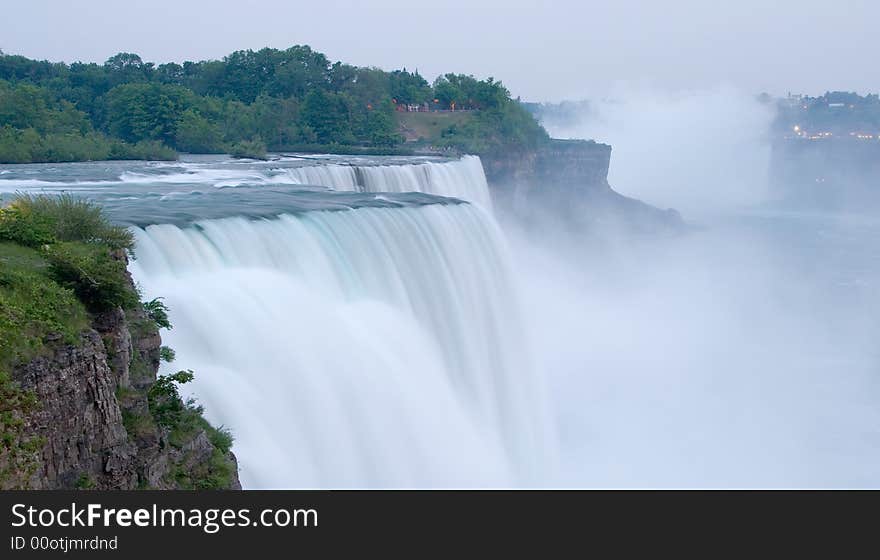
279, 164, 359, 190
130, 202, 551, 488
281, 155, 493, 209
1, 155, 492, 210
357, 155, 493, 210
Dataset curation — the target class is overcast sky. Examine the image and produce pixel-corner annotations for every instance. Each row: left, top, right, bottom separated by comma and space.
4, 0, 877, 101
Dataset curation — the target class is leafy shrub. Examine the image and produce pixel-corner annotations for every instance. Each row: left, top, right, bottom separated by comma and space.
0, 244, 88, 369
4, 195, 133, 251
143, 298, 172, 329
45, 242, 138, 312
159, 346, 176, 363
108, 139, 177, 161
0, 202, 55, 248
229, 138, 267, 160
148, 369, 194, 429
148, 369, 235, 488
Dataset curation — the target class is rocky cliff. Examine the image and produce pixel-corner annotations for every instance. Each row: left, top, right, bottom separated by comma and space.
482, 139, 612, 189
3, 265, 240, 490
482, 139, 683, 232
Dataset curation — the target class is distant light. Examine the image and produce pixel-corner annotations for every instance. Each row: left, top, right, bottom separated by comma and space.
793, 125, 801, 132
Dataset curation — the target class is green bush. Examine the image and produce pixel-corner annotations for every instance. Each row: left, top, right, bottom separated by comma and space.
4, 195, 133, 251
0, 243, 88, 369
109, 139, 177, 161
0, 203, 55, 248
159, 346, 176, 363
45, 242, 139, 312
0, 194, 134, 252
148, 369, 235, 489
148, 369, 195, 429
229, 138, 267, 160
143, 298, 172, 330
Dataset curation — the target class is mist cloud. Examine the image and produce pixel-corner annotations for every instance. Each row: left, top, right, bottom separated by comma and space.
542, 88, 776, 216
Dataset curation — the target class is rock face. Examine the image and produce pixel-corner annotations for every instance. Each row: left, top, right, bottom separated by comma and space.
482, 139, 612, 190
6, 274, 241, 490
482, 138, 683, 232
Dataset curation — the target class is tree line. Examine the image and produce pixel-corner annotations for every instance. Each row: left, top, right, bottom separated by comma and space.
0, 46, 547, 163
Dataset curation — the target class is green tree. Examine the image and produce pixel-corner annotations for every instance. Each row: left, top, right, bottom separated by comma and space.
104, 83, 194, 145
174, 108, 223, 153
300, 89, 353, 144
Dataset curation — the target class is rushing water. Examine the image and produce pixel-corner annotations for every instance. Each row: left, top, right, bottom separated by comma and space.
0, 153, 492, 210
2, 152, 878, 488
0, 154, 548, 488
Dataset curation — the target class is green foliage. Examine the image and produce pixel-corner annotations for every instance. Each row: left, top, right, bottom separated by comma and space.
229, 138, 267, 160
439, 99, 549, 155
159, 346, 176, 363
300, 90, 353, 144
2, 194, 134, 251
0, 195, 137, 314
0, 46, 550, 161
174, 108, 224, 153
143, 297, 172, 330
0, 200, 55, 247
75, 472, 95, 489
389, 69, 432, 105
0, 79, 176, 164
0, 243, 89, 369
148, 369, 236, 489
103, 82, 195, 145
107, 139, 176, 161
45, 242, 138, 312
148, 369, 195, 428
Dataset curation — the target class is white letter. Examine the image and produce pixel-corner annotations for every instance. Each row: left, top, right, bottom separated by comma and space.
134, 509, 150, 527
88, 504, 102, 527
11, 505, 26, 527
116, 509, 132, 527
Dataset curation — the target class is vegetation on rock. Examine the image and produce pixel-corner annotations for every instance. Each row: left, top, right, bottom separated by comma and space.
0, 195, 238, 489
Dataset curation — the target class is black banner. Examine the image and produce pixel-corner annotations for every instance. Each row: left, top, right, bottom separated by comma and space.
0, 491, 873, 556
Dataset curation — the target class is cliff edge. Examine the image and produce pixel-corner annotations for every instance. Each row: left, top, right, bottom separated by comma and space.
481, 138, 683, 232
0, 196, 240, 490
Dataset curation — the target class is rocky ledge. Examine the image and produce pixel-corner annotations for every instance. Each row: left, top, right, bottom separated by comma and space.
3, 269, 240, 490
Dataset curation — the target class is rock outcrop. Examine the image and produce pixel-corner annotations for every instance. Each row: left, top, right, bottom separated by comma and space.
5, 271, 240, 490
482, 138, 683, 232
482, 139, 612, 190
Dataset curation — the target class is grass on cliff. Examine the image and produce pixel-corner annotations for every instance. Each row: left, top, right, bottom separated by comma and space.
0, 242, 89, 370
0, 194, 141, 369
0, 195, 134, 487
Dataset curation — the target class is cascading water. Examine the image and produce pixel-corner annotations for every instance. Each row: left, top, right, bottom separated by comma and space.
355, 155, 493, 210
2, 153, 544, 487
0, 155, 492, 211
280, 155, 492, 209
130, 202, 552, 488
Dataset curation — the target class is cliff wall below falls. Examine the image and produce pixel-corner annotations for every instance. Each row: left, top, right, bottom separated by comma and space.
3, 266, 241, 490
482, 139, 683, 232
482, 139, 612, 189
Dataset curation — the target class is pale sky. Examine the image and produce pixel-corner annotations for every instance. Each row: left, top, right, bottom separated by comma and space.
3, 0, 877, 101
